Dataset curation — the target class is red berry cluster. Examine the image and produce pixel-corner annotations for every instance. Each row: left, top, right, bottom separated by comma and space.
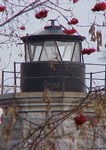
73, 0, 79, 3
81, 48, 95, 55
0, 6, 6, 12
74, 114, 86, 125
92, 2, 106, 11
63, 28, 77, 34
35, 9, 48, 19
19, 26, 26, 30
68, 18, 79, 25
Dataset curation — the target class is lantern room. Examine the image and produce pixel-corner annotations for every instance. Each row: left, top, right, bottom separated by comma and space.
20, 20, 86, 92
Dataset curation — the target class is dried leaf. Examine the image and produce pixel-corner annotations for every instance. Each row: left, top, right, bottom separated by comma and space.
50, 61, 55, 71
89, 24, 96, 42
43, 89, 51, 103
96, 31, 102, 51
89, 24, 95, 35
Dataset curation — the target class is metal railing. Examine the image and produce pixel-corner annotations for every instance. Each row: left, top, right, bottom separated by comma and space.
1, 62, 21, 94
1, 62, 106, 94
85, 63, 106, 92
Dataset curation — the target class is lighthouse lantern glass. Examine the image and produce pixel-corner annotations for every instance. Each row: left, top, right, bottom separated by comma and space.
25, 40, 81, 62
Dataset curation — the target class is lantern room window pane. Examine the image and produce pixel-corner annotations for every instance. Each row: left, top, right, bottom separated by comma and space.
72, 42, 80, 62
26, 42, 43, 62
26, 41, 80, 62
26, 44, 30, 62
57, 41, 80, 62
39, 41, 61, 61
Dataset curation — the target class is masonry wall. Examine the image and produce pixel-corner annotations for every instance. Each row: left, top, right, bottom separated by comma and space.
0, 91, 105, 150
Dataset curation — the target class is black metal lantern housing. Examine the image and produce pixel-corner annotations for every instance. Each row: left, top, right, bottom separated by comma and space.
20, 20, 86, 92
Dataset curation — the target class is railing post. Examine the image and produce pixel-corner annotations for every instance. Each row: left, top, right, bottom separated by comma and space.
14, 62, 16, 93
1, 70, 4, 94
62, 76, 65, 93
90, 72, 92, 91
105, 65, 106, 92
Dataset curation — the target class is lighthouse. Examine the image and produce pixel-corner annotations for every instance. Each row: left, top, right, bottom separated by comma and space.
20, 20, 85, 92
0, 20, 105, 150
